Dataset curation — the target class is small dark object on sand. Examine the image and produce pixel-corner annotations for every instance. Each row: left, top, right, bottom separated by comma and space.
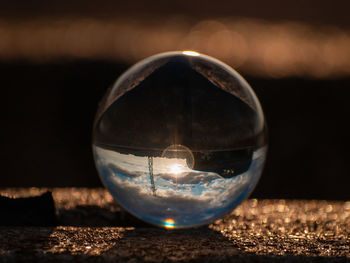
0, 191, 57, 226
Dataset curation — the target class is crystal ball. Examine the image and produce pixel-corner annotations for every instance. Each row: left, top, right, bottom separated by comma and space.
93, 51, 267, 228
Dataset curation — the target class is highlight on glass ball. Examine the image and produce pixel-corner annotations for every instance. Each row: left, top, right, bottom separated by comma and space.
92, 51, 267, 229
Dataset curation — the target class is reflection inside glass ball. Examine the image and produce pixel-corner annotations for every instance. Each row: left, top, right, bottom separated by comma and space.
93, 51, 267, 228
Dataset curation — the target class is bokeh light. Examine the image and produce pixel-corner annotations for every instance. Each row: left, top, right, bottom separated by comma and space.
164, 218, 175, 229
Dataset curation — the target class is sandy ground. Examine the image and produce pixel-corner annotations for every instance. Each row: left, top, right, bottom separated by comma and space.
0, 188, 349, 262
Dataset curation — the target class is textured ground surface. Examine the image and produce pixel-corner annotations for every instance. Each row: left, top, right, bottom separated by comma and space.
0, 188, 349, 262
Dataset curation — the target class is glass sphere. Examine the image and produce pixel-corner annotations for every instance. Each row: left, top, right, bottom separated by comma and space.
93, 51, 267, 229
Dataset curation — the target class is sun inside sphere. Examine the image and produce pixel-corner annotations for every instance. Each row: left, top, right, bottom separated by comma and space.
93, 51, 267, 229
170, 164, 183, 174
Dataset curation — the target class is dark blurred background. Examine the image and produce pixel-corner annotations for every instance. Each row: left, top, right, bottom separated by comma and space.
1, 0, 350, 200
